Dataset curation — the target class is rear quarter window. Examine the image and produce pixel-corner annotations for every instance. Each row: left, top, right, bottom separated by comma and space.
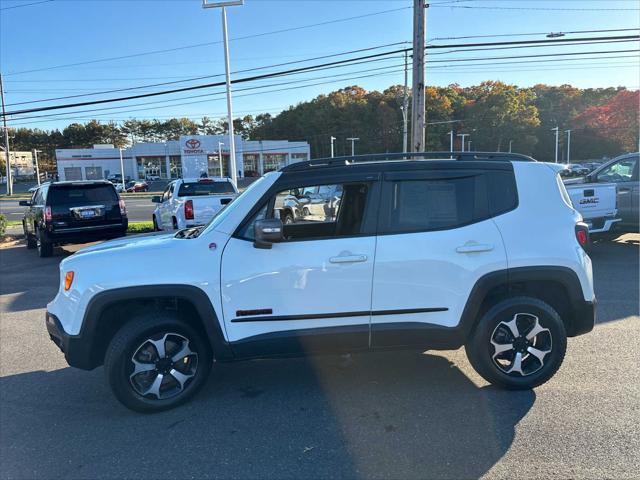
47, 184, 118, 206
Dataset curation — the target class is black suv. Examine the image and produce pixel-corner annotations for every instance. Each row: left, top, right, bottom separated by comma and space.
21, 181, 128, 257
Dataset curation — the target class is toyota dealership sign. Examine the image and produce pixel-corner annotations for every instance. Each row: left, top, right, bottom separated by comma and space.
183, 138, 205, 155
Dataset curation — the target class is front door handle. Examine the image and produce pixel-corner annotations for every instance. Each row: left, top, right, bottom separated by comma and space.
456, 243, 494, 253
329, 254, 368, 264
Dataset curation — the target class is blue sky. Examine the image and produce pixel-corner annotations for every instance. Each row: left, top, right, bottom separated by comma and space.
1, 0, 639, 131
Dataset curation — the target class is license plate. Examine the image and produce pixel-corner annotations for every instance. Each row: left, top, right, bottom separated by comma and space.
80, 210, 96, 219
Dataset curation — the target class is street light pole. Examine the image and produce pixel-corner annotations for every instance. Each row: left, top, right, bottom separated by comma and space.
330, 136, 336, 158
202, 0, 244, 187
346, 137, 359, 156
33, 149, 41, 186
457, 133, 469, 153
565, 129, 572, 163
218, 141, 224, 177
402, 51, 409, 153
449, 130, 454, 154
509, 140, 513, 153
119, 148, 125, 191
0, 73, 12, 195
551, 126, 559, 163
468, 140, 472, 152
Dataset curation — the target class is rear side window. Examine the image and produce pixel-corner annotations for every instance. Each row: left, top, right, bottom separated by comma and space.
177, 181, 235, 197
380, 169, 517, 234
48, 184, 118, 206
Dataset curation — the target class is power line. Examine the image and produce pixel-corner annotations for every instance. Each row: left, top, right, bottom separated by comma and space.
6, 34, 637, 108
4, 46, 638, 119
0, 0, 53, 10
431, 4, 640, 11
429, 27, 640, 41
3, 6, 412, 76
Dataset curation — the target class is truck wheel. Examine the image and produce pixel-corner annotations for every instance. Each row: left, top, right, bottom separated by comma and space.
172, 217, 178, 230
104, 312, 212, 413
36, 230, 53, 257
282, 211, 294, 224
24, 222, 37, 249
152, 216, 160, 231
465, 297, 567, 390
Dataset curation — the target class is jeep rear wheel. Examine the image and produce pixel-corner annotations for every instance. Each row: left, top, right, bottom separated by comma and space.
465, 297, 567, 390
104, 313, 212, 413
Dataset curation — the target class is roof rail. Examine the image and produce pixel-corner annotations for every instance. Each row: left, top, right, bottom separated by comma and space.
280, 151, 536, 172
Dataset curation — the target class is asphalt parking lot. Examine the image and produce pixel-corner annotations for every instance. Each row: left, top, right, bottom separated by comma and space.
1, 235, 639, 479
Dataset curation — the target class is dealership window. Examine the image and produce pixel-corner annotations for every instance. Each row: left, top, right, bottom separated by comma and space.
208, 154, 230, 178
137, 156, 165, 179
85, 166, 103, 180
170, 156, 182, 179
291, 152, 308, 162
243, 154, 259, 177
64, 167, 82, 181
263, 154, 287, 173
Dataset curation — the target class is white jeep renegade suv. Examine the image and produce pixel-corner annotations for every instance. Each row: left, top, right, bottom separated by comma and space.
46, 152, 596, 412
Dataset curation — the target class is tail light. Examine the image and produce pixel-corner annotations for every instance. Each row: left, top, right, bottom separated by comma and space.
44, 206, 52, 223
575, 222, 590, 249
185, 200, 194, 220
119, 199, 127, 216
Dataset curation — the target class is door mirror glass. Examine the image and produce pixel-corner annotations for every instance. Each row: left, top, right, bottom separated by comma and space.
151, 196, 161, 203
19, 200, 31, 207
253, 218, 283, 249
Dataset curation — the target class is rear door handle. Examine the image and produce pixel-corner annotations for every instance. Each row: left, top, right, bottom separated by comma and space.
456, 244, 494, 253
329, 254, 368, 264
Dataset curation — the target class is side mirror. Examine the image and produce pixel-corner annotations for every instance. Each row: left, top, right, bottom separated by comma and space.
151, 196, 161, 203
19, 200, 31, 207
253, 218, 283, 249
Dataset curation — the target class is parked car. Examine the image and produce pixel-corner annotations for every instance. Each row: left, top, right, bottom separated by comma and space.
45, 152, 595, 412
126, 181, 149, 193
145, 174, 161, 181
583, 162, 602, 173
560, 164, 590, 177
275, 184, 342, 224
565, 182, 620, 235
152, 177, 238, 231
21, 180, 128, 257
108, 174, 131, 184
577, 153, 639, 234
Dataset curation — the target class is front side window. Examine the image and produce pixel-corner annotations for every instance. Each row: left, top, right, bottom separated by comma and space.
239, 182, 372, 241
597, 157, 638, 183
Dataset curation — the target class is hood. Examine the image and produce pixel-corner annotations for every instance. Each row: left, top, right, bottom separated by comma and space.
71, 231, 176, 256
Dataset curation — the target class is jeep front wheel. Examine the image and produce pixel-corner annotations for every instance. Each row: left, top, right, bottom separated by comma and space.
465, 297, 567, 390
104, 313, 212, 413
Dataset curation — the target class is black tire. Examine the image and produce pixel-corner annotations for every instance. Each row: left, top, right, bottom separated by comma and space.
465, 296, 567, 390
36, 229, 53, 257
282, 211, 294, 225
152, 215, 159, 232
172, 217, 178, 230
104, 312, 212, 413
24, 222, 37, 249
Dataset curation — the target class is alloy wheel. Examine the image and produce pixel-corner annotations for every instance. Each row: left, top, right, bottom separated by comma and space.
490, 313, 553, 376
129, 333, 198, 399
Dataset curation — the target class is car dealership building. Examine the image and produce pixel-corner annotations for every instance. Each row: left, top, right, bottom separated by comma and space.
55, 135, 311, 182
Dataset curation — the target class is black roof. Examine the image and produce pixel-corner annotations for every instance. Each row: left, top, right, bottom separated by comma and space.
281, 151, 535, 172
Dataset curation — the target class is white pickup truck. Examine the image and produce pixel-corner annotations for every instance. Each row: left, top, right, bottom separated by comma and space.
152, 178, 238, 231
565, 182, 620, 234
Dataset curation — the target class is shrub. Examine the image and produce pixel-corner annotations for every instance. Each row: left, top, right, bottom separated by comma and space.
0, 213, 6, 238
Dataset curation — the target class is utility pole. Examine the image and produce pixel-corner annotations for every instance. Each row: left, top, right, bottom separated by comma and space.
411, 0, 427, 153
33, 149, 41, 186
346, 137, 359, 156
330, 136, 336, 158
0, 73, 12, 195
119, 148, 125, 191
565, 129, 572, 163
202, 0, 244, 187
218, 141, 224, 177
449, 130, 454, 156
551, 126, 559, 163
457, 133, 469, 153
468, 140, 472, 152
402, 51, 409, 153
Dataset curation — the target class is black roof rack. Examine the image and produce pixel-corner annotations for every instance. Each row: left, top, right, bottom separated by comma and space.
280, 151, 535, 172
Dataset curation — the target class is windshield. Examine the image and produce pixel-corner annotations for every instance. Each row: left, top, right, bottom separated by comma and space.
48, 184, 118, 206
177, 181, 235, 197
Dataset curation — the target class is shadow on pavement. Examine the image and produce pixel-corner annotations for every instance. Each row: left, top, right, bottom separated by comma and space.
0, 351, 535, 479
588, 237, 639, 325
